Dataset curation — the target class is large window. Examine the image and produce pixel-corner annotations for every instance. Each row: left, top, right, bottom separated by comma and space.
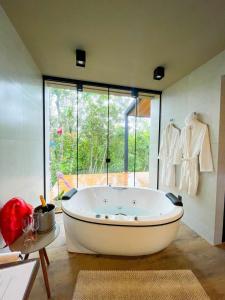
45, 80, 160, 210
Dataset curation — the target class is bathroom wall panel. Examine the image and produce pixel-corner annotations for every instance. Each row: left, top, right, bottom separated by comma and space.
215, 76, 225, 243
0, 6, 43, 209
160, 49, 225, 244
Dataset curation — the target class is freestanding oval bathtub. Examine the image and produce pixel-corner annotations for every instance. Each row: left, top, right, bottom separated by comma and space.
62, 186, 183, 256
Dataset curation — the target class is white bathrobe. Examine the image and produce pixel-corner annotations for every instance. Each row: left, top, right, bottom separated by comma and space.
158, 123, 180, 188
178, 113, 213, 196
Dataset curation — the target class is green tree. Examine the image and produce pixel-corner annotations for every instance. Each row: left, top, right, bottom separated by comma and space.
49, 87, 150, 186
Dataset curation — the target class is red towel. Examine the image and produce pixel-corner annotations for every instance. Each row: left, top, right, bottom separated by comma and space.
0, 198, 33, 245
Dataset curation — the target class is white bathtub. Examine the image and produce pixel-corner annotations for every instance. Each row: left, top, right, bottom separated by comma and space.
62, 186, 183, 256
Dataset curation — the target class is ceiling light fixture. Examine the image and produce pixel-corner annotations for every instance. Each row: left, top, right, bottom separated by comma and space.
153, 66, 165, 80
76, 49, 86, 67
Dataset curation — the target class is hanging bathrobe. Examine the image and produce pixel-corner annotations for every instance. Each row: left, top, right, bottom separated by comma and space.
178, 113, 213, 196
158, 123, 180, 188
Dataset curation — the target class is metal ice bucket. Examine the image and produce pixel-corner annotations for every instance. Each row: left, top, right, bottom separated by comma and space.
34, 204, 56, 233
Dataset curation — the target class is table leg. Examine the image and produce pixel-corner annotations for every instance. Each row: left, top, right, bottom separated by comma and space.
24, 254, 29, 260
43, 248, 50, 266
39, 249, 51, 298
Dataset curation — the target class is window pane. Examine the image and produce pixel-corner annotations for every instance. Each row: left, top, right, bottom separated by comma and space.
48, 84, 77, 209
108, 91, 134, 186
77, 87, 108, 187
135, 96, 151, 187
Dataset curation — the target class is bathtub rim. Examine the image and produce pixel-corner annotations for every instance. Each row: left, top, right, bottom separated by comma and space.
62, 185, 184, 227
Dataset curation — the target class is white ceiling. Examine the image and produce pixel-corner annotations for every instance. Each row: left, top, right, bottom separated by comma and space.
1, 0, 225, 91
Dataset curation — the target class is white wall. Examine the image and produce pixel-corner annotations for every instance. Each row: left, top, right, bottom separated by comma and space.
0, 6, 43, 210
215, 75, 225, 243
160, 50, 225, 244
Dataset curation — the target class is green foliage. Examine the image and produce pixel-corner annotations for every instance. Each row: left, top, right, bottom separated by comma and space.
49, 87, 150, 186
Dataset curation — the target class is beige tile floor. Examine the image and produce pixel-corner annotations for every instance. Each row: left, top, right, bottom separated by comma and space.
29, 214, 225, 300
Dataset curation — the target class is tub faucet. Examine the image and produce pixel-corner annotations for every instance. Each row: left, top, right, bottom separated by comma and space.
111, 186, 128, 190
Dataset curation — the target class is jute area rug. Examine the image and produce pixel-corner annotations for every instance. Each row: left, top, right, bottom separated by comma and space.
73, 270, 210, 300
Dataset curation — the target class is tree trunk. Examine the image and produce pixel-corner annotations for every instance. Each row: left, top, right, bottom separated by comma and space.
100, 146, 107, 173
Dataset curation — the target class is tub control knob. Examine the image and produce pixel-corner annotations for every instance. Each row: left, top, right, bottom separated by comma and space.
96, 214, 101, 218
134, 216, 138, 221
105, 215, 109, 219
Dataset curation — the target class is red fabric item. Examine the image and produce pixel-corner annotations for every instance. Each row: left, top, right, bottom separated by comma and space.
0, 198, 33, 245
57, 127, 63, 135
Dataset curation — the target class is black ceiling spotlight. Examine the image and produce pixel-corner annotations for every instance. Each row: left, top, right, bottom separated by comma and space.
76, 49, 86, 67
153, 66, 165, 80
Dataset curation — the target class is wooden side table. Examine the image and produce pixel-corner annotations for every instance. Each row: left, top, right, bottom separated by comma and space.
10, 224, 60, 298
